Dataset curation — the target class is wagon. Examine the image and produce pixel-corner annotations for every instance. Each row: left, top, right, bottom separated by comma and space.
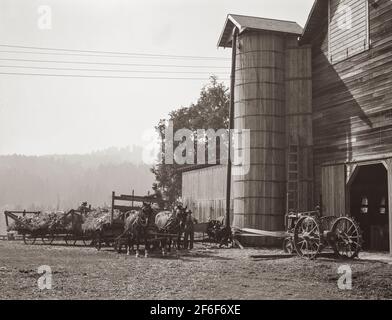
94, 191, 168, 251
4, 209, 92, 246
235, 210, 363, 260
93, 219, 125, 250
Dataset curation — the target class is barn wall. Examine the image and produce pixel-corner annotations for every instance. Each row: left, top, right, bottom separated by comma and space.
328, 0, 369, 63
182, 165, 233, 223
311, 0, 392, 206
321, 164, 346, 216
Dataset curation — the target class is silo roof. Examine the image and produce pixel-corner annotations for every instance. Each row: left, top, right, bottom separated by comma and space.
218, 14, 303, 48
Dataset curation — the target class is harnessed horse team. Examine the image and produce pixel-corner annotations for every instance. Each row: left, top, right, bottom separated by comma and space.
116, 203, 196, 257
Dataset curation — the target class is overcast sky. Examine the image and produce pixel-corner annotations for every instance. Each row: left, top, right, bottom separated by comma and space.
0, 0, 314, 155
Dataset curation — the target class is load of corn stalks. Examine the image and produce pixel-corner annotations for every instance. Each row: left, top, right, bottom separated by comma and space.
7, 211, 69, 233
81, 208, 121, 233
7, 205, 123, 234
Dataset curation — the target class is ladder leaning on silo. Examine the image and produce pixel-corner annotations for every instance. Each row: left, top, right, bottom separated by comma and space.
287, 145, 299, 212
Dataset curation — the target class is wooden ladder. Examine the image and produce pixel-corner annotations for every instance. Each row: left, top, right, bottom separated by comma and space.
287, 145, 299, 211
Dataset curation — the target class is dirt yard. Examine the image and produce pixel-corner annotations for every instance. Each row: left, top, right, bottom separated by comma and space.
0, 240, 391, 300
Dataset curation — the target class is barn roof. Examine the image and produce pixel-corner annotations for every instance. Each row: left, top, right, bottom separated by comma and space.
218, 14, 303, 48
176, 163, 220, 174
300, 0, 328, 44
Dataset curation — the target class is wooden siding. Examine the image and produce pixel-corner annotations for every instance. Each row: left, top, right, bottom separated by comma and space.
311, 0, 392, 207
329, 0, 369, 63
182, 165, 233, 223
321, 164, 346, 216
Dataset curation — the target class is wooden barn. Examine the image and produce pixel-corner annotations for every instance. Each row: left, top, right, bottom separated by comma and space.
182, 0, 392, 253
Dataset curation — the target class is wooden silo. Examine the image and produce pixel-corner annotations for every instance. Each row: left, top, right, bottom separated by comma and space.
218, 14, 312, 239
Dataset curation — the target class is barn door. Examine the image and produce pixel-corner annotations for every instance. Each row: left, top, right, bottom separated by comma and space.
321, 164, 346, 217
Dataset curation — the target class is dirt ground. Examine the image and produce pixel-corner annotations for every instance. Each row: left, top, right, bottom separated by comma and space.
0, 240, 391, 300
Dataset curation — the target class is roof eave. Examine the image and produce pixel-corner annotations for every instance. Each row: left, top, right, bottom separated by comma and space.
217, 14, 244, 48
217, 15, 230, 48
299, 0, 322, 44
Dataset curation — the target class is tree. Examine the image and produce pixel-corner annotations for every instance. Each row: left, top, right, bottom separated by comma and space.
151, 76, 229, 205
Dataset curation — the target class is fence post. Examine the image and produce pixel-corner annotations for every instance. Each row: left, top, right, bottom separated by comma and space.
111, 191, 115, 224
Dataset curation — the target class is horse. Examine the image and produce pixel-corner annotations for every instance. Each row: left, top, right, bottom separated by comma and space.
118, 202, 154, 257
154, 204, 188, 255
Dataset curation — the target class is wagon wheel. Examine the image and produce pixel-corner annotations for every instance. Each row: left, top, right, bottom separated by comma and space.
331, 217, 362, 259
93, 232, 102, 251
64, 234, 77, 246
81, 236, 93, 247
293, 216, 322, 259
41, 233, 55, 245
282, 237, 294, 254
72, 235, 90, 246
69, 232, 92, 247
72, 239, 86, 246
23, 234, 36, 245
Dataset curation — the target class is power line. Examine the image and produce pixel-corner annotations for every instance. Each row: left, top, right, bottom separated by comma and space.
0, 50, 230, 61
0, 44, 230, 61
0, 64, 229, 75
0, 71, 230, 81
0, 57, 230, 69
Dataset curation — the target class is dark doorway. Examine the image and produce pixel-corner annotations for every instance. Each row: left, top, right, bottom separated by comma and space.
350, 164, 389, 252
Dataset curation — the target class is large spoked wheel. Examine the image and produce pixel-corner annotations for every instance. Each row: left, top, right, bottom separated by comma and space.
23, 234, 36, 245
331, 217, 362, 259
41, 234, 55, 245
293, 216, 322, 259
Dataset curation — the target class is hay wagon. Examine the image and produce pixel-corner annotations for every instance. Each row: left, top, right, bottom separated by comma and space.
94, 191, 166, 251
106, 192, 196, 253
235, 210, 363, 260
4, 209, 92, 246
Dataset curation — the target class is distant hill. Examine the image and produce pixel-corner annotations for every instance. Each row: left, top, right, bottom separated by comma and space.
0, 146, 155, 234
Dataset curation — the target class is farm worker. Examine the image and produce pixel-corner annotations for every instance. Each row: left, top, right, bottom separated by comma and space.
183, 210, 196, 250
